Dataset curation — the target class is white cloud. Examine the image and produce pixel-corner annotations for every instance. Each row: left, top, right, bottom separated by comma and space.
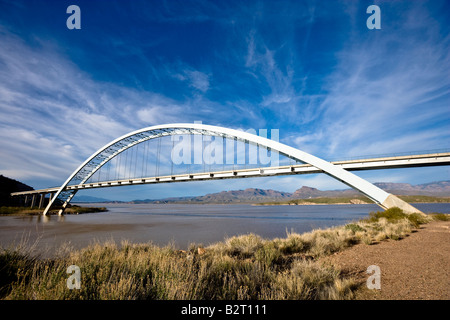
185, 70, 210, 92
173, 68, 211, 93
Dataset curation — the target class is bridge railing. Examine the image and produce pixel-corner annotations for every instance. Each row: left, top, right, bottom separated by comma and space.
328, 148, 450, 162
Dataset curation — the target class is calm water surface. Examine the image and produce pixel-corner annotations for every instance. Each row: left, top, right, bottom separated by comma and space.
0, 203, 449, 256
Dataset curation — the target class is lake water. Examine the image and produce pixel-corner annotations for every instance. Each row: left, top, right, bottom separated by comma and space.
0, 203, 449, 256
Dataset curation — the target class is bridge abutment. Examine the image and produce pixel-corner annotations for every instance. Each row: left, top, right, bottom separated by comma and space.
381, 194, 425, 215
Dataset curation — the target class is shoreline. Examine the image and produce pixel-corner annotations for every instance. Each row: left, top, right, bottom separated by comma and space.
0, 205, 108, 216
253, 202, 368, 206
254, 201, 450, 206
75, 199, 450, 206
70, 194, 450, 207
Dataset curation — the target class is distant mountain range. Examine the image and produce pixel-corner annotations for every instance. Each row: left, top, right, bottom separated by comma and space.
72, 195, 113, 203
5, 176, 445, 204
120, 180, 450, 204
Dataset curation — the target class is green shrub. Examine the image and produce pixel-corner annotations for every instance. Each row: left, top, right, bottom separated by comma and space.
407, 213, 430, 228
364, 207, 429, 228
430, 213, 450, 221
345, 223, 366, 233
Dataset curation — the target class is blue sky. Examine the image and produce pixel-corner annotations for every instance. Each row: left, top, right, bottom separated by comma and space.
0, 0, 449, 201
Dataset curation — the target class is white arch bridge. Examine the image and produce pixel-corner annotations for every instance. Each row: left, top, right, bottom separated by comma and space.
11, 123, 450, 215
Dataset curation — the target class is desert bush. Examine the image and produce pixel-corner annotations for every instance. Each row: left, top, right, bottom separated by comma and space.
430, 213, 450, 221
364, 207, 430, 227
345, 223, 366, 233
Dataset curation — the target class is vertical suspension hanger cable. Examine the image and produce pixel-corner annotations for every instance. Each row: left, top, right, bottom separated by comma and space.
188, 133, 191, 174
124, 146, 129, 179
171, 136, 175, 176
129, 144, 134, 179
155, 136, 161, 177
106, 157, 111, 182
257, 143, 260, 173
146, 138, 150, 177
97, 163, 101, 183
134, 142, 139, 179
141, 139, 147, 178
233, 136, 237, 172
222, 135, 225, 172
133, 144, 137, 178
202, 131, 206, 173
117, 151, 122, 180
208, 135, 212, 173
122, 147, 126, 179
146, 139, 150, 178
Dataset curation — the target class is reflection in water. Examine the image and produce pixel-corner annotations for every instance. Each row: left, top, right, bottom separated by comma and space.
28, 214, 66, 224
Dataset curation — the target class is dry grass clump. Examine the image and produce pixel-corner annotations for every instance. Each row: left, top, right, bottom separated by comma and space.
259, 259, 357, 300
0, 207, 441, 300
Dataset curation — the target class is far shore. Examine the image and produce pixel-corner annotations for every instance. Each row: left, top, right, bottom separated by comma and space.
0, 205, 108, 216
2, 195, 448, 215
254, 195, 450, 206
253, 200, 450, 206
76, 195, 450, 207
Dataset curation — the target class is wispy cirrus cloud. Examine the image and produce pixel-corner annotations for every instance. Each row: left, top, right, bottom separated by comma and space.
289, 2, 450, 159
0, 27, 185, 186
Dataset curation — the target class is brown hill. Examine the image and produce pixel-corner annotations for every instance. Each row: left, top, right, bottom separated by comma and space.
131, 181, 449, 204
0, 175, 34, 206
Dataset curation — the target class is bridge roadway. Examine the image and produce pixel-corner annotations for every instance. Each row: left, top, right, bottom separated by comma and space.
11, 152, 450, 208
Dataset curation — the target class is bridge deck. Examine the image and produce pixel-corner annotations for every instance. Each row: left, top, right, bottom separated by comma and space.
11, 152, 450, 197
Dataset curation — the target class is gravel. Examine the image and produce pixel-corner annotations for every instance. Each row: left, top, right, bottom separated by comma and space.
322, 220, 450, 300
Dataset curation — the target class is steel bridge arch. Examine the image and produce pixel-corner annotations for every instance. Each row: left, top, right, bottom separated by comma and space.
43, 123, 422, 215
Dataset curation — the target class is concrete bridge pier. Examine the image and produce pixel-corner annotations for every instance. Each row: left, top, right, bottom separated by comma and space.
30, 194, 36, 208
38, 194, 45, 209
49, 192, 56, 204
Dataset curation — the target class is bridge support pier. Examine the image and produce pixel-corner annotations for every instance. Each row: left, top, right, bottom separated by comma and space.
38, 194, 45, 209
49, 192, 56, 204
57, 190, 78, 215
30, 194, 36, 208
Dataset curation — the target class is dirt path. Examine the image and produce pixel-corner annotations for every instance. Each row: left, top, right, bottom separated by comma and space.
322, 220, 450, 300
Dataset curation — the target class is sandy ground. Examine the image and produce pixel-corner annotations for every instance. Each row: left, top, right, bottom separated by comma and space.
321, 220, 450, 300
